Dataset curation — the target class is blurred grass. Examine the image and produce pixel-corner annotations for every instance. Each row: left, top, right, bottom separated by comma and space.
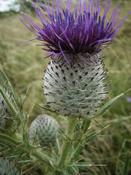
0, 1, 131, 174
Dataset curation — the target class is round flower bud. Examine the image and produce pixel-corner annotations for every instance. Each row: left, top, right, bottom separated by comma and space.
0, 158, 21, 175
29, 114, 60, 146
44, 53, 107, 118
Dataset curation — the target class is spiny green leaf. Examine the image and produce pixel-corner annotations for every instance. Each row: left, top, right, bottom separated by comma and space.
0, 69, 19, 109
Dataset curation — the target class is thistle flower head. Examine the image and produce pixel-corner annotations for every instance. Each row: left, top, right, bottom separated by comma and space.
22, 0, 128, 118
29, 114, 60, 146
21, 0, 128, 63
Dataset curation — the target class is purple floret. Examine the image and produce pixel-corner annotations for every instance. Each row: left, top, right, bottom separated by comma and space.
21, 0, 128, 60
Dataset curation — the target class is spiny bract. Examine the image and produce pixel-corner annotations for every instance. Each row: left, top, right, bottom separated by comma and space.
44, 53, 106, 117
29, 114, 60, 146
0, 158, 21, 175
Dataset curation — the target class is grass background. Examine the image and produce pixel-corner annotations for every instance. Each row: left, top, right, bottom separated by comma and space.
0, 0, 131, 174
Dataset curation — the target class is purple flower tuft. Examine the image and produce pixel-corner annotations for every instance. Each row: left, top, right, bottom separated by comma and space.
21, 0, 128, 61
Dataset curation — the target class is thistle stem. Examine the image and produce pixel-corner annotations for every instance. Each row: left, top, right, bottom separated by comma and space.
70, 119, 91, 161
58, 118, 77, 170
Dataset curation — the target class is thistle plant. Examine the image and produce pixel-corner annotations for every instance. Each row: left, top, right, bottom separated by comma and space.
20, 0, 128, 174
0, 0, 129, 175
29, 114, 60, 146
21, 0, 128, 118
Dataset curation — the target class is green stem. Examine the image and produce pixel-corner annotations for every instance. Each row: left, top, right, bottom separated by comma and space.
70, 119, 91, 162
58, 118, 77, 169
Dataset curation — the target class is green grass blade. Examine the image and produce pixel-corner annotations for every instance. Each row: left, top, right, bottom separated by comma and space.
99, 88, 131, 115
